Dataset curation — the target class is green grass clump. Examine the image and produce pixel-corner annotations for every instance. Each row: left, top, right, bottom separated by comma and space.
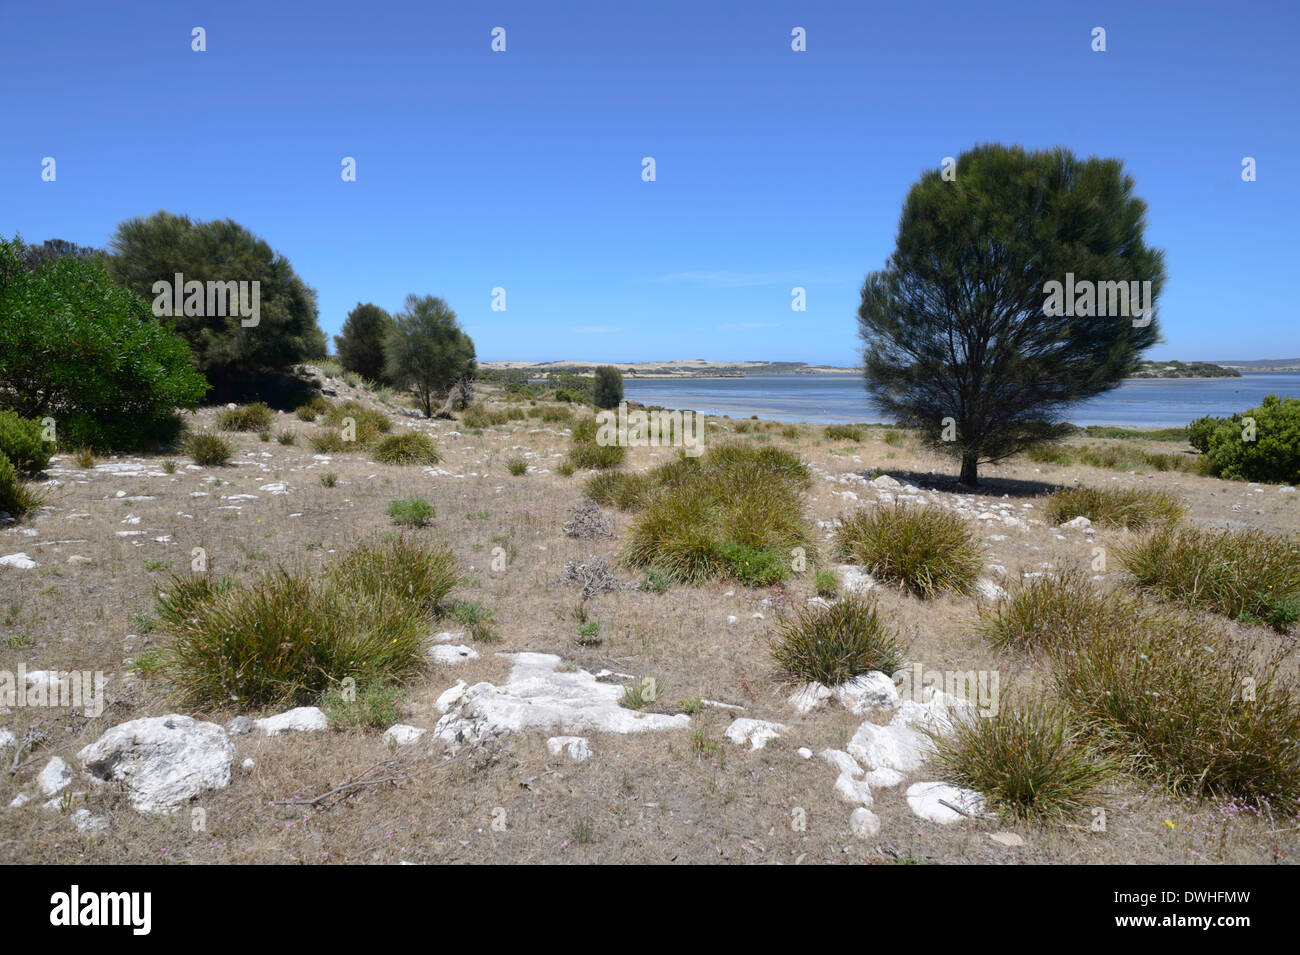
770, 594, 907, 685
462, 405, 523, 429
387, 497, 434, 528
621, 443, 811, 586
584, 470, 654, 510
834, 504, 981, 598
309, 429, 346, 453
322, 400, 391, 438
566, 417, 626, 470
185, 432, 232, 466
447, 599, 499, 642
0, 451, 44, 518
321, 682, 410, 729
931, 698, 1119, 822
320, 472, 338, 488
506, 457, 528, 476
276, 430, 295, 445
217, 402, 274, 432
372, 431, 440, 465
1045, 486, 1186, 530
977, 569, 1133, 655
539, 406, 573, 425
824, 424, 864, 442
814, 568, 838, 598
1120, 525, 1300, 632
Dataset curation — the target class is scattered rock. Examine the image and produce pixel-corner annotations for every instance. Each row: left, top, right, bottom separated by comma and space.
38, 757, 73, 796
724, 718, 788, 750
428, 644, 479, 665
835, 564, 877, 594
1061, 516, 1092, 530
77, 715, 234, 814
849, 807, 882, 839
546, 736, 590, 762
73, 808, 109, 834
905, 781, 988, 824
225, 716, 252, 737
989, 831, 1026, 847
0, 553, 37, 570
254, 706, 329, 736
383, 724, 426, 746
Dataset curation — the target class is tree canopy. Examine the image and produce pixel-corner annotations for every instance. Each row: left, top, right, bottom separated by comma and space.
335, 302, 395, 383
383, 295, 477, 418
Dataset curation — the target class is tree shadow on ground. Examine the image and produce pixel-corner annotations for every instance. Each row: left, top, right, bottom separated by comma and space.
867, 467, 1064, 500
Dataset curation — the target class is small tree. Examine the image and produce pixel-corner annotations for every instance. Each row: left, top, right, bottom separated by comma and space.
0, 237, 208, 450
593, 366, 624, 409
857, 144, 1165, 486
335, 302, 394, 383
383, 295, 476, 418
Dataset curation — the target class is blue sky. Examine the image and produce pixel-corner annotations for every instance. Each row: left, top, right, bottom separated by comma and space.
3, 0, 1297, 365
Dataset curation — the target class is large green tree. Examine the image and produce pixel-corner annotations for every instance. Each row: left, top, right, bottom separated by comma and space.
335, 302, 395, 383
107, 211, 327, 398
0, 237, 208, 450
384, 295, 477, 417
857, 144, 1165, 486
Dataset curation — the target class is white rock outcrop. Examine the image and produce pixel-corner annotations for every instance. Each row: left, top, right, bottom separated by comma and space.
38, 757, 72, 796
254, 706, 329, 736
724, 718, 788, 750
905, 781, 988, 824
383, 724, 426, 746
546, 736, 591, 762
77, 714, 234, 814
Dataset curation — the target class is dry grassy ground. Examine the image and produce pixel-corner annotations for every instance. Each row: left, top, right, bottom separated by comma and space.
2, 377, 1297, 865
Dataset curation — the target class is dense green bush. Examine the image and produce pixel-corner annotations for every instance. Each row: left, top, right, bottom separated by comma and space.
335, 303, 395, 384
593, 366, 624, 410
0, 411, 55, 475
1189, 395, 1300, 483
0, 237, 208, 450
0, 451, 44, 518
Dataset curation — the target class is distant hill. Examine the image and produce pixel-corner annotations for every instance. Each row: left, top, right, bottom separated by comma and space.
1131, 360, 1240, 379
1206, 358, 1300, 371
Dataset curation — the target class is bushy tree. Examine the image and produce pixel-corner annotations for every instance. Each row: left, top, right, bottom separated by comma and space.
17, 237, 105, 272
857, 144, 1165, 485
335, 302, 394, 383
383, 295, 476, 418
107, 211, 327, 398
593, 366, 624, 409
1191, 395, 1300, 484
0, 237, 208, 450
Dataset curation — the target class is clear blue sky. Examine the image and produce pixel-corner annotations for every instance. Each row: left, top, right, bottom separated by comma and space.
3, 0, 1297, 365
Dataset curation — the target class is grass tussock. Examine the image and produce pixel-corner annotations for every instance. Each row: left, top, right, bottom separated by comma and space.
566, 417, 626, 470
620, 443, 811, 585
158, 536, 458, 707
770, 594, 907, 685
216, 402, 274, 432
372, 431, 440, 465
387, 496, 434, 527
824, 424, 864, 442
834, 504, 982, 598
1045, 486, 1187, 529
185, 432, 232, 466
931, 698, 1119, 822
977, 568, 1133, 655
1120, 525, 1300, 632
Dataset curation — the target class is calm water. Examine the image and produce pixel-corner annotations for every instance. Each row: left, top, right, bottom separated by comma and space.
622, 373, 1300, 427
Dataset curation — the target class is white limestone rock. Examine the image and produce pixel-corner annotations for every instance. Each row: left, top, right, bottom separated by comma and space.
428, 644, 479, 665
546, 736, 590, 762
383, 724, 426, 747
255, 706, 328, 736
724, 718, 788, 751
849, 808, 882, 839
905, 781, 988, 824
0, 553, 37, 569
38, 757, 72, 796
835, 564, 877, 594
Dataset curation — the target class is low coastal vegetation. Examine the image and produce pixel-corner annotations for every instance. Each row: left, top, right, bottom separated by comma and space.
834, 504, 982, 597
1045, 486, 1186, 529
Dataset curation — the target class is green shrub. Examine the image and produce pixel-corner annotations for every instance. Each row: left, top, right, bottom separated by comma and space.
770, 594, 906, 685
322, 400, 392, 439
372, 432, 440, 465
717, 542, 788, 586
834, 504, 981, 598
0, 411, 54, 475
584, 471, 654, 510
320, 472, 338, 488
1192, 395, 1300, 483
387, 497, 434, 528
185, 432, 232, 466
1044, 486, 1185, 530
1120, 525, 1300, 632
824, 424, 864, 442
931, 698, 1119, 821
309, 429, 346, 453
0, 237, 208, 451
0, 451, 44, 518
567, 417, 626, 470
321, 682, 409, 729
593, 366, 624, 410
448, 598, 498, 642
505, 457, 528, 476
539, 406, 573, 424
217, 402, 274, 432
276, 430, 295, 445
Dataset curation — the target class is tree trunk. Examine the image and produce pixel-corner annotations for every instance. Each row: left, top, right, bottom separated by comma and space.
959, 453, 979, 487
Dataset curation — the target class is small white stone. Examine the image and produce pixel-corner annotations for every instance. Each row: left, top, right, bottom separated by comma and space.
0, 553, 37, 570
849, 808, 881, 839
38, 757, 72, 796
546, 736, 590, 762
383, 724, 426, 746
255, 706, 328, 736
724, 718, 788, 750
428, 644, 479, 665
905, 781, 988, 824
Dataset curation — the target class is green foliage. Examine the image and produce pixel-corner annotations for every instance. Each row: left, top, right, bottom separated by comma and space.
387, 497, 434, 527
372, 431, 440, 465
931, 698, 1119, 822
770, 594, 907, 685
814, 569, 838, 598
717, 542, 788, 586
321, 682, 409, 729
0, 411, 54, 475
506, 457, 528, 476
1120, 525, 1300, 632
0, 236, 207, 450
106, 212, 327, 397
567, 417, 626, 470
217, 402, 274, 432
335, 302, 395, 384
834, 505, 982, 598
1045, 486, 1185, 529
447, 599, 498, 642
383, 294, 476, 417
592, 366, 624, 410
977, 569, 1133, 655
856, 144, 1165, 485
0, 451, 44, 518
1190, 395, 1300, 483
185, 432, 232, 466
824, 424, 864, 442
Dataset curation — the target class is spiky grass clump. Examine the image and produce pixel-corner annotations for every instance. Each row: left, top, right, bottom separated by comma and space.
216, 402, 274, 432
322, 400, 391, 438
1049, 608, 1300, 810
824, 424, 864, 442
505, 457, 528, 476
1045, 486, 1186, 530
309, 429, 346, 453
931, 698, 1119, 821
566, 417, 626, 470
159, 537, 458, 707
0, 451, 44, 518
185, 432, 232, 466
622, 443, 811, 586
770, 594, 907, 685
1120, 525, 1300, 632
976, 568, 1132, 654
387, 496, 434, 528
372, 432, 440, 465
584, 471, 655, 510
834, 504, 981, 598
